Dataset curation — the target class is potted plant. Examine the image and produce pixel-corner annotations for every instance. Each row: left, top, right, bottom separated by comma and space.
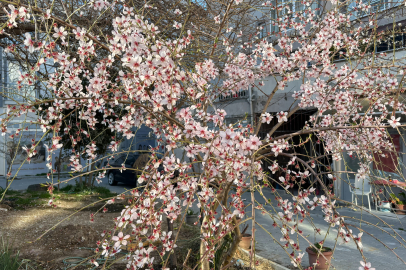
238, 224, 251, 250
306, 241, 333, 270
390, 192, 406, 215
186, 209, 199, 225
378, 200, 391, 212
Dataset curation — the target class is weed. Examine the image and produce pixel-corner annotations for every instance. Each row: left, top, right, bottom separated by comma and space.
176, 227, 201, 268
15, 197, 32, 206
0, 188, 21, 196
38, 193, 51, 199
57, 184, 75, 192
0, 236, 33, 270
54, 183, 115, 199
187, 209, 199, 216
92, 186, 112, 195
213, 233, 233, 270
26, 191, 51, 199
6, 197, 20, 201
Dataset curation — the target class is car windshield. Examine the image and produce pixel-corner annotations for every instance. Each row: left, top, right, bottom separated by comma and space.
112, 155, 138, 165
125, 157, 137, 165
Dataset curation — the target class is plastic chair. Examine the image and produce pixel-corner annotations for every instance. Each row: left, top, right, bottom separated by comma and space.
349, 175, 372, 211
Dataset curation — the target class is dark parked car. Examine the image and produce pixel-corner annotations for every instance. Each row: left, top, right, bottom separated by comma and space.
107, 155, 140, 186
106, 152, 181, 187
106, 154, 167, 186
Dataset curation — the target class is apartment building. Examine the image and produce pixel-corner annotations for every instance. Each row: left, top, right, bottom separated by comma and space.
214, 0, 406, 201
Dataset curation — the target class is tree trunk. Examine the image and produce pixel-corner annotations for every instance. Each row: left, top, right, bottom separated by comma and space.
166, 217, 177, 269
87, 162, 95, 187
200, 215, 210, 270
200, 241, 210, 270
222, 217, 242, 268
5, 161, 11, 191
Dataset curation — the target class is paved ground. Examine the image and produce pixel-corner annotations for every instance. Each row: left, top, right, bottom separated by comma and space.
246, 189, 406, 270
0, 175, 132, 194
3, 176, 406, 269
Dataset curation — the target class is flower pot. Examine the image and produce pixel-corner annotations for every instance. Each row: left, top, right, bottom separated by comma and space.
379, 201, 391, 212
306, 247, 333, 270
239, 234, 251, 250
186, 215, 199, 225
395, 204, 406, 215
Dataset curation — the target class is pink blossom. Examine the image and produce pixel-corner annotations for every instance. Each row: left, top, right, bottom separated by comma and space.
261, 112, 273, 124
173, 21, 182, 29
277, 111, 288, 122
388, 116, 401, 128
23, 33, 35, 53
112, 232, 130, 247
359, 261, 375, 270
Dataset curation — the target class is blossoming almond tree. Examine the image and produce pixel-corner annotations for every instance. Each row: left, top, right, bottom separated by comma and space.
1, 0, 406, 269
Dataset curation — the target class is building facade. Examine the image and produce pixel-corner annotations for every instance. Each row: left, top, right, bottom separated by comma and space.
216, 0, 406, 201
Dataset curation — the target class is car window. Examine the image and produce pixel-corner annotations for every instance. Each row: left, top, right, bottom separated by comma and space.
125, 157, 137, 165
114, 157, 124, 165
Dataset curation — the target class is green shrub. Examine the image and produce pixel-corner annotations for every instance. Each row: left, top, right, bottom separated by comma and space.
54, 183, 115, 198
15, 197, 32, 206
0, 188, 21, 196
58, 184, 74, 192
38, 193, 51, 199
310, 242, 332, 253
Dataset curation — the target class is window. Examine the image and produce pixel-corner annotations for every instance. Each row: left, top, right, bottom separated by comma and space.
376, 33, 406, 52
388, 33, 405, 50
271, 0, 294, 33
258, 22, 267, 39
358, 0, 390, 17
115, 157, 125, 164
4, 60, 36, 101
124, 156, 137, 166
376, 40, 389, 52
370, 0, 389, 13
270, 0, 310, 33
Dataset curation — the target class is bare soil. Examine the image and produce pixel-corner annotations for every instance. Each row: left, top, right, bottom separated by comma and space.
0, 196, 276, 270
0, 197, 125, 269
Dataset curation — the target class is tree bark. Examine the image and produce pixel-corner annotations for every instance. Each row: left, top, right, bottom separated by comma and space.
87, 162, 95, 187
222, 216, 242, 268
200, 240, 210, 270
166, 217, 177, 269
200, 215, 210, 270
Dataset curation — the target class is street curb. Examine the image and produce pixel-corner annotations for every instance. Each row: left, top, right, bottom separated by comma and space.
312, 212, 406, 234
343, 218, 406, 234
2, 175, 72, 180
238, 247, 290, 270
